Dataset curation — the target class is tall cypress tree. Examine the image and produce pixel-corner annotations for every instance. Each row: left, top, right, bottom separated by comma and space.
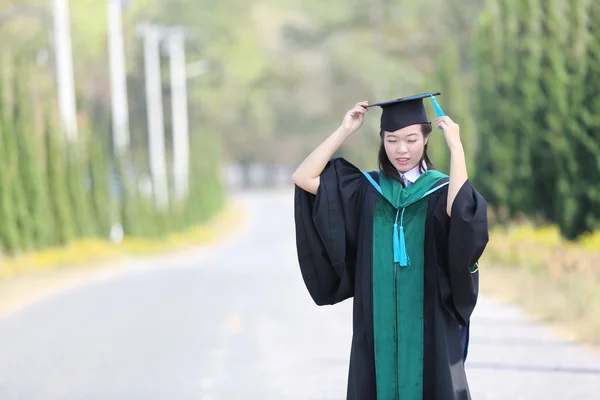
512, 0, 542, 217
65, 138, 96, 238
576, 0, 600, 236
12, 61, 52, 249
184, 128, 225, 226
44, 112, 74, 246
0, 66, 20, 254
3, 62, 33, 252
534, 0, 569, 222
474, 0, 509, 215
497, 0, 522, 217
88, 123, 113, 237
472, 0, 494, 202
429, 42, 477, 177
559, 0, 590, 239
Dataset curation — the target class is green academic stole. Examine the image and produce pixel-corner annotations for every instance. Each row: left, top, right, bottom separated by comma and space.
363, 170, 448, 400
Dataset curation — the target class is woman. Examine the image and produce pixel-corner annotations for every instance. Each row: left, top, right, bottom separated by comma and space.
292, 93, 489, 400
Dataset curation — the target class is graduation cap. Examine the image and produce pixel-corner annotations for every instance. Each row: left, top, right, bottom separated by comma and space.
366, 92, 445, 132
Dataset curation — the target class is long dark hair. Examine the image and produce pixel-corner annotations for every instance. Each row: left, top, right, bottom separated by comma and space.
378, 123, 435, 184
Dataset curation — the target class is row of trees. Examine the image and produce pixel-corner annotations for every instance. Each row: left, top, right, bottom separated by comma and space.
0, 58, 224, 256
0, 0, 487, 178
470, 0, 600, 240
4, 0, 595, 243
0, 0, 231, 257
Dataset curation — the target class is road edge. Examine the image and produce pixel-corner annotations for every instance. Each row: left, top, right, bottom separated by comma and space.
0, 197, 251, 320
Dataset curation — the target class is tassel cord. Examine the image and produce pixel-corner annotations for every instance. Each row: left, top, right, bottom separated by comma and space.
393, 207, 410, 270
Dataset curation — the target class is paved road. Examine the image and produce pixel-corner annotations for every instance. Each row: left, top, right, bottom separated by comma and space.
0, 190, 599, 400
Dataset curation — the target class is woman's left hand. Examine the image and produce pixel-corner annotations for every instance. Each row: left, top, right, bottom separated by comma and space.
436, 116, 468, 216
435, 116, 462, 150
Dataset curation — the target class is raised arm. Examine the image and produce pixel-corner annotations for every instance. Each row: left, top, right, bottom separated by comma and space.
435, 116, 468, 216
292, 101, 369, 194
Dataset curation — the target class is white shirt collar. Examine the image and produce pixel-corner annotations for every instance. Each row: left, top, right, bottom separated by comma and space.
399, 161, 427, 185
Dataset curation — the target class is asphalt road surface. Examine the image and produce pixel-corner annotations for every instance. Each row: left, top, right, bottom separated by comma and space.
1, 190, 599, 400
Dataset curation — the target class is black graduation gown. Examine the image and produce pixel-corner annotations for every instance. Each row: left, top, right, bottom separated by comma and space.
294, 158, 489, 400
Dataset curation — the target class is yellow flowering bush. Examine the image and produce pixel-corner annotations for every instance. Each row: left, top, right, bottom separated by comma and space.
482, 222, 600, 345
484, 223, 600, 273
0, 202, 243, 280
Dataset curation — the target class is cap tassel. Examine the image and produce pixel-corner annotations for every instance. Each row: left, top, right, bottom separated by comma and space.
431, 95, 445, 117
393, 222, 400, 264
430, 95, 445, 131
393, 208, 410, 270
398, 225, 409, 266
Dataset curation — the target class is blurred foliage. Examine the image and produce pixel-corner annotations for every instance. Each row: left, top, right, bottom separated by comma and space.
0, 0, 484, 170
0, 0, 598, 260
43, 109, 74, 247
0, 0, 228, 259
473, 0, 600, 240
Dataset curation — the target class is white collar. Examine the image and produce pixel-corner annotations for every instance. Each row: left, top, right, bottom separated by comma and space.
399, 161, 427, 184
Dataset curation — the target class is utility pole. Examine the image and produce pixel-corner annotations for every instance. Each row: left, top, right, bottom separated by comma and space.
107, 0, 130, 154
165, 29, 190, 203
52, 0, 78, 141
138, 23, 169, 210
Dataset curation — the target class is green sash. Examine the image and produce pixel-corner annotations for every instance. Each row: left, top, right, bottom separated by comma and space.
365, 170, 448, 400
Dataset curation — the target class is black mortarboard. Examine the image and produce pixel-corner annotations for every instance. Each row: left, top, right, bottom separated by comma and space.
366, 92, 442, 132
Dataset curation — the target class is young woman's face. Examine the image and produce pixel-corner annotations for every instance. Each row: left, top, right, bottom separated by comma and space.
383, 124, 428, 173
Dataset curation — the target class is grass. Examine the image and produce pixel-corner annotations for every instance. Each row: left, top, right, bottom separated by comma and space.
0, 200, 245, 281
481, 223, 600, 350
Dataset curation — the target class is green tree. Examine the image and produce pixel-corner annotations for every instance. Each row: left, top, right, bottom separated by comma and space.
186, 128, 225, 225
428, 41, 477, 176
575, 0, 600, 236
115, 153, 162, 238
5, 78, 33, 251
534, 0, 569, 222
12, 62, 53, 248
558, 0, 590, 239
88, 124, 113, 237
44, 113, 74, 246
0, 67, 20, 253
495, 0, 523, 217
473, 0, 510, 215
511, 0, 542, 217
66, 140, 96, 238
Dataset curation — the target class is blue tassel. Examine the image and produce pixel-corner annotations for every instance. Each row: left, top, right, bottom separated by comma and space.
431, 95, 445, 117
393, 207, 410, 269
393, 223, 400, 264
398, 225, 409, 267
431, 95, 445, 131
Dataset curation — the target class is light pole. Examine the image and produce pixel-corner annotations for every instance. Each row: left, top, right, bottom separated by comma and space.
165, 28, 190, 203
52, 0, 78, 141
107, 0, 130, 154
138, 23, 169, 210
137, 22, 202, 209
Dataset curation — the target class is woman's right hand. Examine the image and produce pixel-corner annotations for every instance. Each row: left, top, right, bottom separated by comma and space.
340, 101, 368, 137
293, 101, 369, 194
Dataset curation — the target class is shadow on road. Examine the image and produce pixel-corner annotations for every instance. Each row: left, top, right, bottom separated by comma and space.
468, 362, 600, 375
469, 337, 600, 348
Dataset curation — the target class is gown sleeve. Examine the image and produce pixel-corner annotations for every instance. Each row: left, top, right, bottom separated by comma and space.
433, 180, 489, 326
294, 157, 367, 306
